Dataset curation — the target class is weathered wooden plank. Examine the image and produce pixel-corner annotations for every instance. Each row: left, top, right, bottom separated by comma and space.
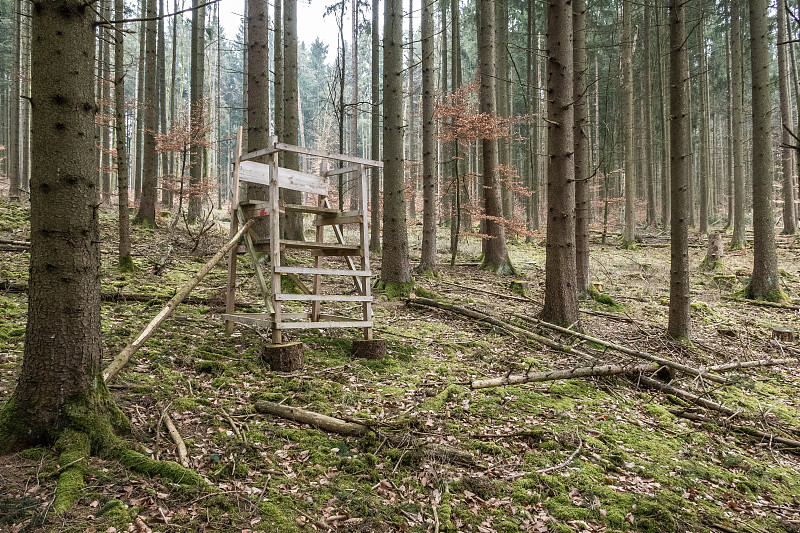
274, 142, 383, 168
240, 146, 280, 162
275, 294, 373, 302
324, 163, 360, 177
315, 214, 363, 226
276, 320, 374, 329
239, 161, 327, 196
275, 266, 371, 277
281, 202, 339, 215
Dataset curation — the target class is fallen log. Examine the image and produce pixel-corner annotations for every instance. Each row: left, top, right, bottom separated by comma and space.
102, 220, 255, 383
253, 401, 480, 467
407, 298, 599, 361
0, 238, 30, 247
670, 410, 800, 450
722, 296, 800, 311
472, 362, 659, 389
636, 375, 737, 416
514, 314, 728, 384
163, 412, 189, 467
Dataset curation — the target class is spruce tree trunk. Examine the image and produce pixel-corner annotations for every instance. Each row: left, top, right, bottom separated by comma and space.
157, 0, 169, 207
496, 0, 512, 219
778, 0, 797, 234
246, 0, 270, 228
573, 0, 589, 295
730, 0, 745, 249
167, 0, 179, 208
621, 0, 635, 247
381, 0, 411, 287
697, 12, 710, 234
370, 0, 381, 252
478, 0, 512, 273
657, 4, 670, 229
541, 0, 578, 326
282, 0, 303, 241
525, 0, 539, 237
407, 0, 416, 222
1, 0, 103, 449
419, 0, 437, 273
748, 0, 781, 299
134, 0, 159, 226
115, 0, 131, 266
643, 2, 656, 228
101, 0, 112, 203
187, 0, 206, 223
668, 0, 691, 339
134, 3, 146, 202
8, 0, 21, 200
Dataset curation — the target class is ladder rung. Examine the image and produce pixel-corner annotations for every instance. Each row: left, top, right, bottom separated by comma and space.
276, 320, 373, 330
275, 266, 371, 277
275, 294, 372, 302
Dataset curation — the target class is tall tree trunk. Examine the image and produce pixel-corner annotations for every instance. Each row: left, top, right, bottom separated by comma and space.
134, 1, 146, 202
134, 0, 159, 226
167, 0, 179, 209
101, 0, 112, 203
407, 0, 416, 221
0, 0, 106, 450
158, 0, 169, 206
8, 0, 21, 200
697, 10, 710, 234
725, 0, 733, 228
381, 0, 412, 290
370, 0, 381, 251
95, 3, 106, 196
20, 0, 31, 194
643, 1, 656, 227
187, 0, 206, 222
419, 0, 437, 273
496, 0, 512, 219
747, 0, 781, 299
274, 0, 282, 153
574, 0, 589, 295
541, 0, 578, 326
668, 0, 691, 339
350, 0, 359, 158
478, 0, 512, 273
657, 2, 670, 228
621, 0, 635, 247
778, 0, 797, 234
730, 0, 745, 248
246, 0, 270, 232
282, 0, 303, 241
115, 0, 131, 267
525, 0, 539, 237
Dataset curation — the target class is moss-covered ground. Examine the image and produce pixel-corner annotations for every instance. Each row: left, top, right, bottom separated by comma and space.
2, 198, 800, 531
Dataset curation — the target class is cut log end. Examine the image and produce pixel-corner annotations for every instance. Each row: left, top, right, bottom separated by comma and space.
773, 326, 795, 343
261, 341, 305, 372
351, 339, 387, 359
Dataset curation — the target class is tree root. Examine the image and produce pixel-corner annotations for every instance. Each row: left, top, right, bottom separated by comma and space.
53, 430, 90, 514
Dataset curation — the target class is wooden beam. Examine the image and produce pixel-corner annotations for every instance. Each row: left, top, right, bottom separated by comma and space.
275, 294, 373, 302
274, 142, 384, 168
239, 161, 327, 196
276, 320, 374, 329
275, 266, 371, 277
324, 163, 360, 177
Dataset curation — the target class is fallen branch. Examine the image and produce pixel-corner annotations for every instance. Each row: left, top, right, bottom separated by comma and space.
710, 358, 800, 373
0, 238, 30, 247
102, 220, 255, 383
537, 429, 583, 474
163, 412, 189, 467
437, 279, 531, 303
514, 314, 728, 384
722, 296, 800, 311
671, 410, 800, 450
407, 298, 599, 361
472, 362, 659, 389
637, 375, 737, 416
253, 401, 481, 467
220, 407, 246, 443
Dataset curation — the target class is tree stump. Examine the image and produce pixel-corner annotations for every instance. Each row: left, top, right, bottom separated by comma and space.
351, 339, 387, 359
261, 341, 305, 372
509, 280, 531, 297
704, 233, 724, 269
772, 326, 795, 343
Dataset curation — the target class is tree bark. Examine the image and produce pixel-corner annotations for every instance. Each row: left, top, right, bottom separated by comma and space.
381, 0, 412, 288
187, 0, 206, 223
134, 0, 159, 226
245, 0, 270, 230
406, 0, 416, 222
668, 0, 691, 339
282, 0, 303, 241
496, 0, 512, 219
8, 0, 21, 200
730, 0, 745, 248
643, 2, 656, 228
526, 0, 539, 235
134, 2, 146, 202
0, 0, 103, 450
656, 3, 670, 228
621, 0, 635, 248
157, 0, 169, 206
370, 0, 381, 252
540, 0, 578, 326
778, 0, 797, 235
478, 0, 512, 273
573, 0, 589, 296
697, 11, 710, 234
419, 0, 437, 274
748, 0, 781, 299
115, 0, 131, 267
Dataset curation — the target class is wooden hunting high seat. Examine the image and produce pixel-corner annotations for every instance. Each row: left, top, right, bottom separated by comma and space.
223, 128, 383, 345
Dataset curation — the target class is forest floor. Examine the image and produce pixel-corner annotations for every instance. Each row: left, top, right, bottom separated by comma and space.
3, 199, 800, 532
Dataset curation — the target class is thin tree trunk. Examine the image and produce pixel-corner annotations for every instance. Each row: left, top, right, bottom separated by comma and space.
134, 0, 159, 226
282, 0, 303, 241
748, 0, 781, 299
407, 0, 416, 221
246, 0, 270, 233
643, 2, 656, 227
496, 0, 512, 219
541, 0, 578, 326
158, 0, 169, 206
187, 0, 206, 223
134, 2, 146, 201
8, 0, 21, 200
574, 0, 589, 295
657, 3, 670, 228
101, 0, 113, 203
668, 0, 691, 339
167, 0, 179, 209
525, 0, 538, 238
778, 0, 797, 234
621, 0, 635, 247
419, 0, 437, 273
730, 0, 745, 248
370, 0, 381, 252
697, 10, 710, 234
115, 0, 131, 267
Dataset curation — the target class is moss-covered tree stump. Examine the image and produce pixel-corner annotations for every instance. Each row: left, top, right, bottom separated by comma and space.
509, 280, 531, 297
261, 341, 305, 371
351, 339, 387, 359
773, 326, 795, 343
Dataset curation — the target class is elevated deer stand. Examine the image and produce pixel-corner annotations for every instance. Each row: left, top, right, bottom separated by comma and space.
223, 128, 385, 360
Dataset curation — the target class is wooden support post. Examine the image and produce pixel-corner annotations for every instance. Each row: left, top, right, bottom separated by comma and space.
311, 161, 327, 322
268, 136, 282, 344
358, 164, 373, 340
225, 127, 243, 334
237, 205, 273, 313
